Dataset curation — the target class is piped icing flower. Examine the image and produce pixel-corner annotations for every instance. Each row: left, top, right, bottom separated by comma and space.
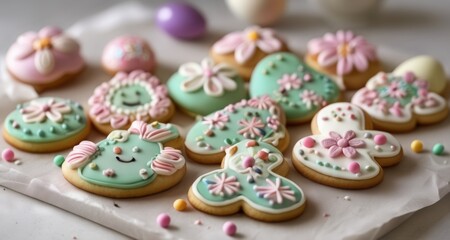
21, 98, 71, 123
213, 26, 282, 64
321, 131, 365, 158
179, 58, 237, 96
307, 30, 377, 75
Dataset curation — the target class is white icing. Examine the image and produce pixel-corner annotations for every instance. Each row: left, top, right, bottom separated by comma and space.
413, 92, 447, 115
316, 102, 366, 134
34, 48, 55, 74
107, 130, 130, 142
51, 35, 79, 53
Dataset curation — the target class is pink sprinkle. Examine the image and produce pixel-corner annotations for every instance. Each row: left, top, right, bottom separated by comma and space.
347, 105, 352, 110
194, 220, 202, 225
2, 148, 15, 162
404, 71, 415, 83
12, 121, 20, 129
348, 161, 360, 174
303, 73, 312, 81
256, 149, 269, 161
222, 221, 237, 236
103, 168, 115, 177
242, 156, 255, 168
337, 107, 342, 111
323, 213, 330, 218
374, 134, 387, 145
157, 213, 171, 228
303, 137, 315, 148
245, 140, 258, 147
113, 146, 122, 154
350, 114, 356, 120
322, 117, 329, 121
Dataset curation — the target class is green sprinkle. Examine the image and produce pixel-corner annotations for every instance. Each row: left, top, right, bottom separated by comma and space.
365, 166, 375, 172
23, 128, 31, 135
224, 138, 233, 145
317, 161, 324, 166
432, 144, 445, 156
325, 162, 332, 168
334, 166, 341, 171
53, 155, 65, 167
38, 129, 46, 137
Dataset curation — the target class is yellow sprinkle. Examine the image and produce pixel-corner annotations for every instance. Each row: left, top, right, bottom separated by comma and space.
173, 199, 188, 211
151, 121, 159, 127
410, 140, 423, 153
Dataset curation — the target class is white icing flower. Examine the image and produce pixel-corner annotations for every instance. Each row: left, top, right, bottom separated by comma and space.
179, 58, 237, 97
21, 98, 71, 123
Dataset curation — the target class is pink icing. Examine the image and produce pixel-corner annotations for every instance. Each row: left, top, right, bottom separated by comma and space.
21, 98, 71, 123
207, 172, 240, 196
151, 147, 185, 175
66, 141, 97, 169
212, 26, 282, 64
307, 30, 377, 76
128, 120, 174, 142
101, 35, 155, 73
302, 137, 315, 148
321, 131, 365, 158
6, 26, 84, 84
348, 161, 361, 174
254, 178, 296, 205
373, 134, 387, 145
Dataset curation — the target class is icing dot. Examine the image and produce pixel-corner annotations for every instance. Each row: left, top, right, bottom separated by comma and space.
348, 161, 360, 174
49, 126, 56, 133
157, 213, 171, 228
53, 155, 65, 167
374, 134, 387, 145
276, 54, 284, 61
89, 163, 97, 169
195, 136, 204, 142
151, 121, 159, 127
364, 133, 372, 139
14, 160, 22, 165
224, 138, 233, 145
350, 114, 357, 120
242, 156, 255, 168
375, 145, 382, 151
12, 121, 20, 129
299, 149, 304, 156
103, 168, 115, 177
256, 149, 269, 161
75, 114, 82, 122
325, 162, 332, 168
365, 165, 375, 172
303, 73, 312, 81
194, 220, 202, 225
432, 144, 445, 155
222, 221, 237, 236
245, 140, 258, 147
204, 129, 214, 137
38, 129, 46, 138
334, 166, 341, 171
173, 199, 187, 211
303, 137, 315, 148
61, 123, 68, 130
322, 117, 329, 121
133, 146, 140, 153
23, 128, 31, 135
139, 169, 149, 179
113, 146, 122, 154
411, 140, 423, 153
2, 148, 15, 162
344, 195, 351, 201
317, 161, 324, 166
390, 145, 397, 151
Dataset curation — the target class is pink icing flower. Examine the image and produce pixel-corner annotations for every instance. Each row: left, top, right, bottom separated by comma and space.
389, 102, 403, 117
277, 73, 304, 92
206, 172, 241, 196
266, 116, 280, 130
179, 58, 237, 97
360, 89, 379, 106
254, 178, 296, 205
387, 81, 406, 99
247, 95, 274, 110
202, 112, 229, 130
21, 98, 71, 123
307, 30, 377, 75
213, 26, 282, 64
300, 90, 323, 109
321, 131, 365, 158
128, 120, 174, 142
238, 117, 265, 138
66, 141, 98, 169
9, 26, 80, 75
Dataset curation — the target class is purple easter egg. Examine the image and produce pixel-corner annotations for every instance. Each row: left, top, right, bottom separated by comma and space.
156, 2, 207, 40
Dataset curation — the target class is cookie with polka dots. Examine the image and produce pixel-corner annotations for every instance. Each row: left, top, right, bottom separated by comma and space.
292, 102, 403, 189
61, 120, 185, 198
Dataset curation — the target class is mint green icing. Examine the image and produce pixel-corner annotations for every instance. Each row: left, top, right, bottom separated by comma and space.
376, 75, 419, 106
4, 97, 87, 143
167, 73, 247, 116
110, 84, 152, 111
249, 52, 340, 122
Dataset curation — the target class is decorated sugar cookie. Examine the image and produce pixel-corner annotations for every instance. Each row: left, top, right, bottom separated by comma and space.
2, 97, 90, 153
102, 36, 156, 75
88, 70, 174, 134
305, 30, 382, 90
351, 72, 448, 132
249, 52, 341, 124
210, 26, 289, 80
5, 26, 84, 92
167, 58, 247, 116
61, 120, 185, 198
185, 96, 289, 164
188, 140, 306, 222
292, 102, 403, 189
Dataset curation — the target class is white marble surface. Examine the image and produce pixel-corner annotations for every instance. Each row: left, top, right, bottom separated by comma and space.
1, 0, 450, 239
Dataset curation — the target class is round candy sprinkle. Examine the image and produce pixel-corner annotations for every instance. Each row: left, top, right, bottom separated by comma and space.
410, 140, 423, 153
157, 213, 171, 228
348, 161, 360, 174
432, 143, 444, 156
2, 148, 15, 162
222, 221, 237, 236
303, 137, 315, 148
373, 134, 387, 145
53, 155, 65, 167
173, 199, 187, 211
113, 146, 122, 154
242, 156, 255, 168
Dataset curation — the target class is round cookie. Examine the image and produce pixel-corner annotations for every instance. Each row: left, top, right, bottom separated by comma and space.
167, 58, 247, 116
5, 26, 84, 92
88, 70, 174, 135
185, 96, 289, 164
188, 140, 306, 222
250, 52, 341, 124
351, 71, 448, 132
210, 26, 289, 81
61, 120, 185, 198
305, 30, 382, 90
2, 97, 90, 153
101, 36, 156, 75
292, 102, 403, 189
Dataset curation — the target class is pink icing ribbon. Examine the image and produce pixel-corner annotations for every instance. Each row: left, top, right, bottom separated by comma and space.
128, 120, 174, 142
66, 141, 97, 169
151, 147, 185, 175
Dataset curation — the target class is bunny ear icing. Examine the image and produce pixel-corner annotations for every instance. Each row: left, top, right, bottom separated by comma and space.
66, 141, 98, 169
151, 147, 185, 175
128, 120, 178, 143
107, 130, 130, 142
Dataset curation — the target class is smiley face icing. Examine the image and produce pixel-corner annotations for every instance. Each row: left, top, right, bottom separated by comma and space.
88, 70, 174, 134
185, 96, 289, 164
249, 52, 341, 124
292, 103, 403, 189
188, 140, 306, 222
61, 120, 185, 198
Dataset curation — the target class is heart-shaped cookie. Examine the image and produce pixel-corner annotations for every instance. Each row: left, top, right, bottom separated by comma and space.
250, 52, 341, 124
185, 96, 289, 164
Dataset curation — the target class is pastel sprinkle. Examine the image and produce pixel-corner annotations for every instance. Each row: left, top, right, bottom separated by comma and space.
373, 134, 387, 145
132, 146, 140, 153
14, 160, 22, 165
12, 121, 20, 129
2, 148, 15, 162
53, 155, 65, 167
410, 140, 423, 153
194, 220, 202, 225
302, 137, 315, 148
432, 144, 444, 155
23, 128, 31, 135
256, 149, 269, 161
139, 169, 149, 179
157, 213, 171, 228
364, 133, 372, 139
38, 129, 46, 137
344, 195, 351, 201
242, 156, 255, 168
151, 121, 159, 127
89, 163, 97, 169
113, 146, 122, 154
173, 199, 187, 211
365, 165, 375, 172
348, 161, 360, 174
61, 123, 68, 130
103, 168, 115, 177
222, 221, 237, 236
245, 140, 258, 147
375, 145, 382, 151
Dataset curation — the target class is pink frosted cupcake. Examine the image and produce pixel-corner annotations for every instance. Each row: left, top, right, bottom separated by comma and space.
5, 26, 84, 92
101, 36, 156, 75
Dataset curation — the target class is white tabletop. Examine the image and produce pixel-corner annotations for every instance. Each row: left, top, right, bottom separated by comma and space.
1, 0, 450, 239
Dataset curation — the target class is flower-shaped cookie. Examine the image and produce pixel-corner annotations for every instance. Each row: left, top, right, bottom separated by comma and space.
88, 70, 174, 134
61, 120, 185, 198
351, 72, 448, 132
292, 103, 403, 189
188, 140, 306, 222
249, 52, 341, 124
